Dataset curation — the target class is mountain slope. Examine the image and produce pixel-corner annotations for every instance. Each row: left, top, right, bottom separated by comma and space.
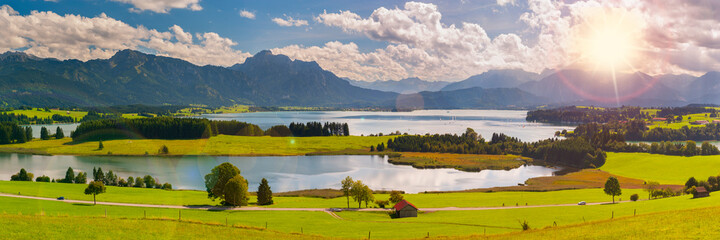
519, 70, 686, 107
229, 50, 397, 107
392, 87, 547, 110
441, 69, 540, 91
346, 77, 450, 93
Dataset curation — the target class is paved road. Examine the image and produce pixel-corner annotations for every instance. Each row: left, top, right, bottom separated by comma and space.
0, 193, 629, 212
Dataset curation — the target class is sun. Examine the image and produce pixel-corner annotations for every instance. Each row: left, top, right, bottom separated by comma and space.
575, 8, 644, 72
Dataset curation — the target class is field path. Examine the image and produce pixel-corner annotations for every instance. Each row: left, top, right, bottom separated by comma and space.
0, 193, 632, 212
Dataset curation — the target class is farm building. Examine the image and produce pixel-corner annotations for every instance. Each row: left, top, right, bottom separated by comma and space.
393, 200, 418, 218
652, 118, 667, 122
691, 120, 710, 125
694, 187, 710, 198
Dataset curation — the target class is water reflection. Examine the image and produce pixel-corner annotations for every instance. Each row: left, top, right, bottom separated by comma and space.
0, 154, 558, 193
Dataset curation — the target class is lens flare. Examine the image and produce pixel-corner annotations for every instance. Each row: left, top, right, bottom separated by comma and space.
575, 8, 644, 72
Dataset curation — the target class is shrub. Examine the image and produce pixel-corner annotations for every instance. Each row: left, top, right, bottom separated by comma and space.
375, 200, 389, 208
162, 183, 172, 190
520, 220, 530, 231
630, 193, 639, 201
118, 178, 128, 187
158, 145, 169, 154
35, 175, 51, 182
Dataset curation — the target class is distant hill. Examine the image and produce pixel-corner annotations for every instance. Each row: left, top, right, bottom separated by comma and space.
389, 87, 547, 110
519, 69, 687, 107
685, 71, 720, 105
346, 77, 450, 93
441, 69, 540, 91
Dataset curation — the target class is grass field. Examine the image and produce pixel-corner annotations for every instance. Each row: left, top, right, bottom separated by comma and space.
0, 135, 395, 156
1, 191, 718, 239
387, 153, 530, 172
601, 152, 720, 184
0, 214, 322, 240
477, 205, 720, 239
646, 112, 720, 129
0, 181, 646, 208
5, 108, 87, 121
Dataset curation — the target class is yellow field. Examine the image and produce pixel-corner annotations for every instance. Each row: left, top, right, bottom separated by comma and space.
5, 108, 87, 120
0, 135, 395, 156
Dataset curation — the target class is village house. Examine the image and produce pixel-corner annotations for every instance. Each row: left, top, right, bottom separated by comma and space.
694, 187, 710, 198
393, 200, 418, 218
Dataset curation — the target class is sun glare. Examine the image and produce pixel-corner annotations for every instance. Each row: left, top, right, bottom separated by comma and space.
576, 8, 644, 72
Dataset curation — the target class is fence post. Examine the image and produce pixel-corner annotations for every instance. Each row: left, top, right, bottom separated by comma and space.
226, 217, 228, 226
634, 209, 636, 216
105, 208, 107, 218
611, 211, 614, 219
368, 231, 371, 239
179, 210, 181, 221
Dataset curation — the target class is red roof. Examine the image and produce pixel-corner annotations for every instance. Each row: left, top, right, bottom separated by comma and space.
697, 187, 708, 193
393, 199, 417, 211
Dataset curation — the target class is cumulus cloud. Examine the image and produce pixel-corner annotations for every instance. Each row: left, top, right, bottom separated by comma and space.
110, 0, 202, 13
272, 16, 308, 27
0, 5, 249, 66
239, 10, 255, 19
281, 0, 720, 81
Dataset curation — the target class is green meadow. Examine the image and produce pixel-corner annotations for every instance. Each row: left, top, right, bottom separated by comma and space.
4, 108, 88, 120
601, 152, 720, 184
0, 181, 646, 208
1, 191, 718, 239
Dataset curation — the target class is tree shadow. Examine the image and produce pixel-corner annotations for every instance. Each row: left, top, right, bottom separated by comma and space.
72, 203, 94, 207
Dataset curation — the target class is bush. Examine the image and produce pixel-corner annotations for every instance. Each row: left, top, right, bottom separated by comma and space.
158, 145, 169, 154
265, 125, 292, 137
630, 193, 639, 201
375, 200, 389, 208
36, 175, 51, 182
162, 183, 172, 190
520, 220, 530, 231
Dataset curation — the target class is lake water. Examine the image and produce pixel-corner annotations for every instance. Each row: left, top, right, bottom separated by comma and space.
199, 110, 574, 142
25, 110, 574, 142
0, 153, 558, 193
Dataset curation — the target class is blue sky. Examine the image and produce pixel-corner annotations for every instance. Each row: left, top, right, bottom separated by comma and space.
1, 0, 718, 81
8, 0, 527, 54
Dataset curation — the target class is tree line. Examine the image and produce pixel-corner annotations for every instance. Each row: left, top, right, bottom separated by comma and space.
526, 106, 645, 124
0, 122, 33, 144
567, 121, 720, 156
71, 117, 352, 141
289, 122, 350, 137
385, 128, 606, 168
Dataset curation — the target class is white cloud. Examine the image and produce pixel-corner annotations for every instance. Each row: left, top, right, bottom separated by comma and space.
496, 0, 516, 6
110, 0, 202, 13
272, 16, 308, 27
292, 0, 720, 81
239, 10, 255, 19
0, 5, 249, 66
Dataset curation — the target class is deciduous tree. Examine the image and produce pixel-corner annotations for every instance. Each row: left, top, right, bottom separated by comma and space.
604, 176, 622, 203
84, 181, 106, 205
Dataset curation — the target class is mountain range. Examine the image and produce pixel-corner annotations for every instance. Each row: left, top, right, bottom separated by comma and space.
1, 49, 719, 109
0, 50, 545, 109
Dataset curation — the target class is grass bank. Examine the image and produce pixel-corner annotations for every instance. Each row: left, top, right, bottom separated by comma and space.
388, 152, 530, 172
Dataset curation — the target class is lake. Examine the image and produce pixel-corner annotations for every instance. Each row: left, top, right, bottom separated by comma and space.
0, 153, 559, 193
26, 110, 573, 142
199, 110, 574, 142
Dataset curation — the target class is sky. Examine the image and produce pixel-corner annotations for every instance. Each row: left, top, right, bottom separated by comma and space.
1, 0, 719, 82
